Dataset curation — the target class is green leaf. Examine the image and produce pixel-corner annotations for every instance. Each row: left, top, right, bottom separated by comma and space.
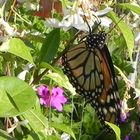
40, 28, 60, 63
46, 135, 61, 140
0, 129, 17, 140
118, 3, 140, 15
50, 122, 76, 140
23, 109, 48, 132
26, 133, 61, 140
0, 38, 34, 64
47, 72, 76, 95
107, 11, 134, 60
0, 76, 37, 117
105, 122, 121, 140
41, 62, 76, 95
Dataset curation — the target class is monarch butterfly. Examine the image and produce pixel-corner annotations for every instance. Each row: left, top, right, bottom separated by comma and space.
62, 31, 121, 130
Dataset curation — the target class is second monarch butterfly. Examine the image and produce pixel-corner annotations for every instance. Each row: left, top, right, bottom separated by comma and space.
62, 31, 121, 130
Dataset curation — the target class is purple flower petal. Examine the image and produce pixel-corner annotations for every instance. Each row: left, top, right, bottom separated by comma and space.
39, 98, 46, 105
52, 87, 67, 103
37, 85, 49, 97
52, 87, 63, 96
52, 87, 67, 102
51, 101, 63, 111
51, 87, 67, 111
37, 85, 51, 105
124, 136, 129, 140
37, 85, 67, 111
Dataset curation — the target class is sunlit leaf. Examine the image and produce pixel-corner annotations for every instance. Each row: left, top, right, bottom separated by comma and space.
46, 135, 61, 140
0, 76, 37, 117
0, 38, 34, 64
107, 11, 134, 60
41, 62, 76, 95
0, 129, 16, 140
105, 122, 121, 140
118, 3, 140, 15
23, 109, 48, 132
50, 122, 76, 140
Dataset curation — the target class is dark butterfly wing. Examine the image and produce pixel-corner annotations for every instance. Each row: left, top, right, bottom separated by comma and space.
102, 44, 118, 90
91, 44, 121, 128
62, 32, 121, 130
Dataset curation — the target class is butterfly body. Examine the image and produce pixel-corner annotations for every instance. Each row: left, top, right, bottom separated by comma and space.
62, 32, 121, 129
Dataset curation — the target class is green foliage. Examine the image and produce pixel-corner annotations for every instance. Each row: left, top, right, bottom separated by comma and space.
0, 76, 37, 117
39, 28, 60, 64
42, 63, 76, 95
0, 38, 34, 64
0, 0, 139, 139
118, 3, 140, 15
105, 122, 121, 140
46, 135, 61, 140
23, 109, 48, 132
0, 129, 16, 140
107, 11, 134, 60
50, 122, 76, 140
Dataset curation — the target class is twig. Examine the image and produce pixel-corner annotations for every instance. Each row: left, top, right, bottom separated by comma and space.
7, 0, 17, 21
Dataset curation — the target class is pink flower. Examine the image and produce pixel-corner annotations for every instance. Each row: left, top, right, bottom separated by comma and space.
37, 85, 67, 111
37, 85, 50, 105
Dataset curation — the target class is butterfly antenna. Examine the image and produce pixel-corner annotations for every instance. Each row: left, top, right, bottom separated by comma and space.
81, 5, 102, 33
80, 6, 92, 33
92, 14, 101, 32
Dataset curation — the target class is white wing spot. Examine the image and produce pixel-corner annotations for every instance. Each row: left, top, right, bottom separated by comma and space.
107, 95, 110, 103
109, 107, 114, 113
99, 107, 102, 112
103, 107, 107, 115
110, 94, 114, 99
92, 92, 95, 97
